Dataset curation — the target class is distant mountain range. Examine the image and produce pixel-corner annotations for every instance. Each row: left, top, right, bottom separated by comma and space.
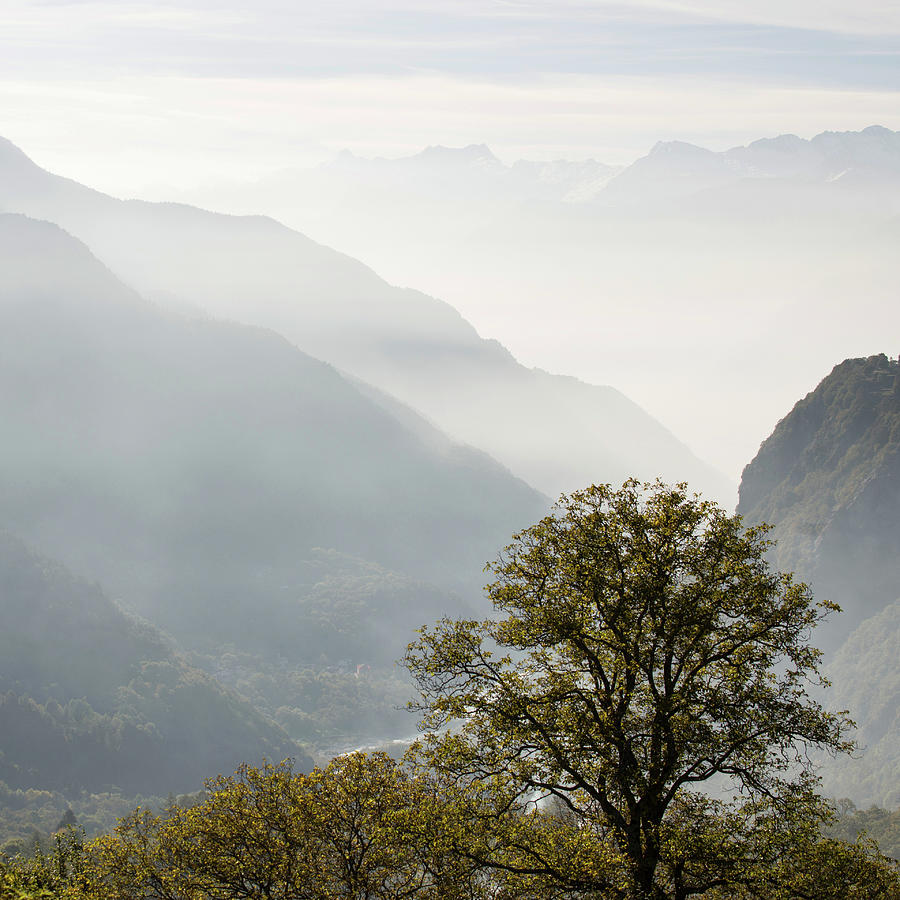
322, 142, 623, 204
219, 125, 900, 212
0, 132, 734, 807
176, 126, 900, 481
0, 134, 729, 502
602, 125, 900, 206
0, 208, 553, 794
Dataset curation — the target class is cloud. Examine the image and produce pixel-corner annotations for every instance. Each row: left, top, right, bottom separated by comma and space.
1, 0, 897, 197
2, 0, 898, 87
620, 0, 900, 36
24, 0, 900, 34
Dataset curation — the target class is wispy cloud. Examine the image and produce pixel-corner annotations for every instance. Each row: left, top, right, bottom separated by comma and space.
619, 0, 900, 36
2, 1, 898, 87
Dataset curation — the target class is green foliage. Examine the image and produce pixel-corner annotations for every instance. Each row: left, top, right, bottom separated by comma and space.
9, 757, 897, 900
671, 792, 900, 899
827, 800, 900, 861
0, 860, 49, 900
406, 480, 857, 899
1, 829, 89, 900
55, 755, 482, 900
0, 779, 212, 858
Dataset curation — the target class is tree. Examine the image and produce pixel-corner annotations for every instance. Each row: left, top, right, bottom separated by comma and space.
406, 480, 856, 899
0, 860, 35, 900
52, 812, 77, 834
75, 753, 485, 900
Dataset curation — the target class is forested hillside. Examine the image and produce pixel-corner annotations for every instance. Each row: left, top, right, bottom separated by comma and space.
819, 600, 900, 807
737, 353, 900, 804
738, 353, 900, 645
0, 531, 304, 800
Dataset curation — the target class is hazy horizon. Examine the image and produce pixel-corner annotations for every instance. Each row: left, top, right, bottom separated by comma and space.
166, 124, 899, 483
2, 0, 899, 190
3, 1, 899, 485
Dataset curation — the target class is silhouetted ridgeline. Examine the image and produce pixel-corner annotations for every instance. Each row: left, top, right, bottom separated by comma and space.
0, 213, 544, 641
0, 134, 729, 501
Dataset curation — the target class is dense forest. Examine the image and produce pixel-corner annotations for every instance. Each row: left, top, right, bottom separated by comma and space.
0, 530, 303, 851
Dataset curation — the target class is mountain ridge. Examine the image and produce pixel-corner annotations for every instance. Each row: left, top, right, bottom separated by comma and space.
599, 125, 900, 207
0, 136, 730, 502
736, 353, 900, 805
737, 353, 900, 644
0, 212, 546, 637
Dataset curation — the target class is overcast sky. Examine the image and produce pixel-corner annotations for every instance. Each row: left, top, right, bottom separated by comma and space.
2, 0, 899, 192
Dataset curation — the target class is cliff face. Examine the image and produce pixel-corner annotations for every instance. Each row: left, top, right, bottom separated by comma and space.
738, 354, 900, 646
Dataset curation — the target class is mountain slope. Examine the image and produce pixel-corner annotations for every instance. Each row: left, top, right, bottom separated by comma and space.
0, 136, 728, 501
0, 213, 545, 652
821, 599, 900, 807
736, 353, 900, 805
0, 531, 305, 795
737, 353, 900, 648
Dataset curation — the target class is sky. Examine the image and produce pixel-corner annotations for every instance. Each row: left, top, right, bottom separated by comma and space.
1, 1, 899, 193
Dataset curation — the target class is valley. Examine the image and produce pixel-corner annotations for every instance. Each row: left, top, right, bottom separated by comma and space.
1, 128, 900, 893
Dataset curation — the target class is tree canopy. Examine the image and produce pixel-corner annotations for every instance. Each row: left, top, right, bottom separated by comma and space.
406, 480, 858, 899
56, 754, 481, 900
